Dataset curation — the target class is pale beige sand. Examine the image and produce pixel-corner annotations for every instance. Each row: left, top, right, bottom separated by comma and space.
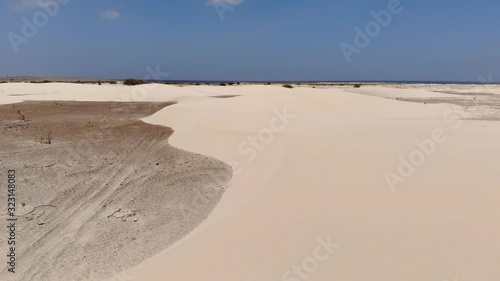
1, 83, 500, 281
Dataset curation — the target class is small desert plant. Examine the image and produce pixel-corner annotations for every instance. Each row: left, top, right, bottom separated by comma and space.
108, 81, 117, 84
0, 81, 7, 84
124, 78, 147, 86
40, 80, 52, 83
227, 82, 235, 86
236, 82, 240, 85
283, 84, 294, 89
17, 110, 26, 121
353, 84, 361, 88
265, 82, 271, 85
219, 83, 227, 86
37, 131, 52, 144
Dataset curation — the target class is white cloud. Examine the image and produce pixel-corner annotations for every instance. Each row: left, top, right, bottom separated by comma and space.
100, 10, 121, 20
206, 0, 245, 7
8, 0, 57, 11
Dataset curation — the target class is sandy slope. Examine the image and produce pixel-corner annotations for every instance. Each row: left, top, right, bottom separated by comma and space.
136, 85, 500, 281
1, 83, 500, 281
0, 100, 231, 281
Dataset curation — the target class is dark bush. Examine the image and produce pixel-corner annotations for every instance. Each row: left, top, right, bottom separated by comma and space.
228, 82, 235, 86
124, 78, 147, 86
219, 83, 227, 86
283, 84, 294, 89
354, 84, 361, 88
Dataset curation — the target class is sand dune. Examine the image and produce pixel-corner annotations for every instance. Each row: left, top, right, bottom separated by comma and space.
1, 83, 499, 281
137, 84, 500, 281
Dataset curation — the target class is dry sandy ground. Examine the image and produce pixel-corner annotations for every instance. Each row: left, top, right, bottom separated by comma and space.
0, 100, 231, 281
0, 83, 500, 281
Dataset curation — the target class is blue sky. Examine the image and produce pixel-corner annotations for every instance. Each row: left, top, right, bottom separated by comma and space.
1, 0, 499, 81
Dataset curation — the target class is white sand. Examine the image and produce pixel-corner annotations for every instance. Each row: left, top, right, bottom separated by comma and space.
1, 83, 500, 281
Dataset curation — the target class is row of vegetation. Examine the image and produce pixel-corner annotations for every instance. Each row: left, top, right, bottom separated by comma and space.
282, 84, 361, 89
218, 82, 241, 86
25, 80, 118, 85
75, 80, 117, 85
0, 80, 363, 88
123, 78, 149, 86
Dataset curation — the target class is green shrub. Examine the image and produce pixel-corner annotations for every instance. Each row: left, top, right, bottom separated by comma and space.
283, 84, 294, 89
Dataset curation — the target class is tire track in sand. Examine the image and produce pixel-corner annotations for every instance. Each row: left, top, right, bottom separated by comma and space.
18, 124, 167, 280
